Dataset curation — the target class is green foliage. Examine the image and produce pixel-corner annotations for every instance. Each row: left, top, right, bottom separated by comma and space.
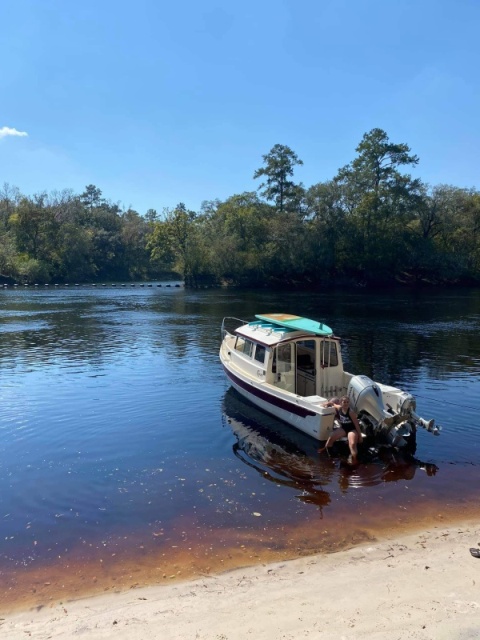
333, 129, 422, 282
253, 144, 304, 213
203, 193, 274, 285
14, 255, 51, 283
80, 184, 104, 211
121, 209, 151, 279
2, 132, 480, 287
0, 232, 16, 276
147, 203, 208, 281
55, 223, 96, 281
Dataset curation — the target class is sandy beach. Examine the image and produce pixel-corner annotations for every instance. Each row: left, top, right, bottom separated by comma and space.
2, 521, 479, 640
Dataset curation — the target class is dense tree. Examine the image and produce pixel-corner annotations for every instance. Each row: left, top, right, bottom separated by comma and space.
304, 180, 348, 278
429, 186, 480, 278
0, 233, 16, 278
121, 208, 151, 279
9, 194, 54, 262
334, 128, 421, 282
80, 184, 104, 212
253, 144, 304, 213
0, 183, 21, 229
145, 208, 159, 223
54, 223, 96, 281
1, 133, 479, 287
147, 203, 204, 281
0, 184, 20, 280
205, 193, 274, 284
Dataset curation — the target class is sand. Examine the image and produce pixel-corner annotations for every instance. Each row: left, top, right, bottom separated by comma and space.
2, 522, 480, 640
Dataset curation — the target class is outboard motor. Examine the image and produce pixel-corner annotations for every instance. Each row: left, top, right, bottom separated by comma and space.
397, 391, 416, 415
347, 375, 440, 448
348, 376, 391, 424
347, 375, 414, 447
396, 392, 439, 434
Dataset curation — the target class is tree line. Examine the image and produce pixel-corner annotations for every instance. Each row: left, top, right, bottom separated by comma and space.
1, 128, 479, 288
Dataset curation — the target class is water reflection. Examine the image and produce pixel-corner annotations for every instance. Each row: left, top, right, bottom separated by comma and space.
223, 388, 440, 503
336, 448, 439, 493
3, 288, 480, 386
223, 388, 332, 513
0, 287, 479, 610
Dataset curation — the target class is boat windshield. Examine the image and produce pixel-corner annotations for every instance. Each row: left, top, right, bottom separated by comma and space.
235, 336, 254, 357
320, 340, 338, 367
254, 344, 266, 364
272, 343, 292, 374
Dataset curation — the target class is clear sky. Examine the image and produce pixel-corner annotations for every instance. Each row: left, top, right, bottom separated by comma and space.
1, 0, 479, 215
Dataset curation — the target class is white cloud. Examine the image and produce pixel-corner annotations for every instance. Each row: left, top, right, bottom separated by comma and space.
0, 126, 28, 139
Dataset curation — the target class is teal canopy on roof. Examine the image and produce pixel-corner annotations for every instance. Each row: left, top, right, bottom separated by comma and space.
255, 313, 333, 336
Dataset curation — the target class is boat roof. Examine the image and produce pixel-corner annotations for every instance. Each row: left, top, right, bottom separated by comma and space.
234, 314, 333, 347
255, 314, 333, 336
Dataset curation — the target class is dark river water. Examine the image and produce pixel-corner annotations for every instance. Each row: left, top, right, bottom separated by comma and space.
1, 284, 480, 610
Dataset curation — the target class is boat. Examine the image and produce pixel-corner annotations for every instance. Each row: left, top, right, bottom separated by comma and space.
220, 313, 440, 450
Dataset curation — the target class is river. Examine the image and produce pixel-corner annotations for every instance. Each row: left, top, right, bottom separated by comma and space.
1, 284, 479, 610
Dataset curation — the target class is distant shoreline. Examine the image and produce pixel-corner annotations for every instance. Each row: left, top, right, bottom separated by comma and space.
2, 278, 480, 291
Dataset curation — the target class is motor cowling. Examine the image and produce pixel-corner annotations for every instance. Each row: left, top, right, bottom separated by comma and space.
347, 375, 392, 425
397, 392, 416, 416
347, 375, 439, 448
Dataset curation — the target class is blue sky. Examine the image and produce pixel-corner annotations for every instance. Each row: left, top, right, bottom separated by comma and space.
1, 0, 479, 215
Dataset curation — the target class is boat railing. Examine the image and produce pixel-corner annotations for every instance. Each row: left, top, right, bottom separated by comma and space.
221, 316, 248, 340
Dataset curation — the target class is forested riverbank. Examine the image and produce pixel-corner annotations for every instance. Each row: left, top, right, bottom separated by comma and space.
1, 128, 479, 288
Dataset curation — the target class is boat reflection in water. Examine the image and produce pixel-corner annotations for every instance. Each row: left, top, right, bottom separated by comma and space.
222, 388, 333, 511
222, 388, 439, 508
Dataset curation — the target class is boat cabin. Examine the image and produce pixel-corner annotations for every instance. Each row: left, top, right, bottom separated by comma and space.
231, 319, 348, 400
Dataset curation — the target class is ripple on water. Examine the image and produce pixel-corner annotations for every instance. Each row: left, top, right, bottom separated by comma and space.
1, 287, 480, 609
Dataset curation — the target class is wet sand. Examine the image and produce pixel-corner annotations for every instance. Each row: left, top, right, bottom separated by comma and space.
1, 496, 478, 613
2, 509, 480, 640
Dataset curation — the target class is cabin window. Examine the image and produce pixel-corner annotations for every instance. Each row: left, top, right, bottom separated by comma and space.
320, 341, 338, 367
235, 336, 254, 357
254, 344, 266, 364
296, 340, 315, 372
272, 343, 292, 373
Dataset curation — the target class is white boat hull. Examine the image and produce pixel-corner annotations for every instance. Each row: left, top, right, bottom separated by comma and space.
221, 359, 335, 441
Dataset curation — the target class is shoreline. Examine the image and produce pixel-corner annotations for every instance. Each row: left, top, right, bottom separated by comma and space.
2, 500, 479, 616
3, 518, 480, 640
